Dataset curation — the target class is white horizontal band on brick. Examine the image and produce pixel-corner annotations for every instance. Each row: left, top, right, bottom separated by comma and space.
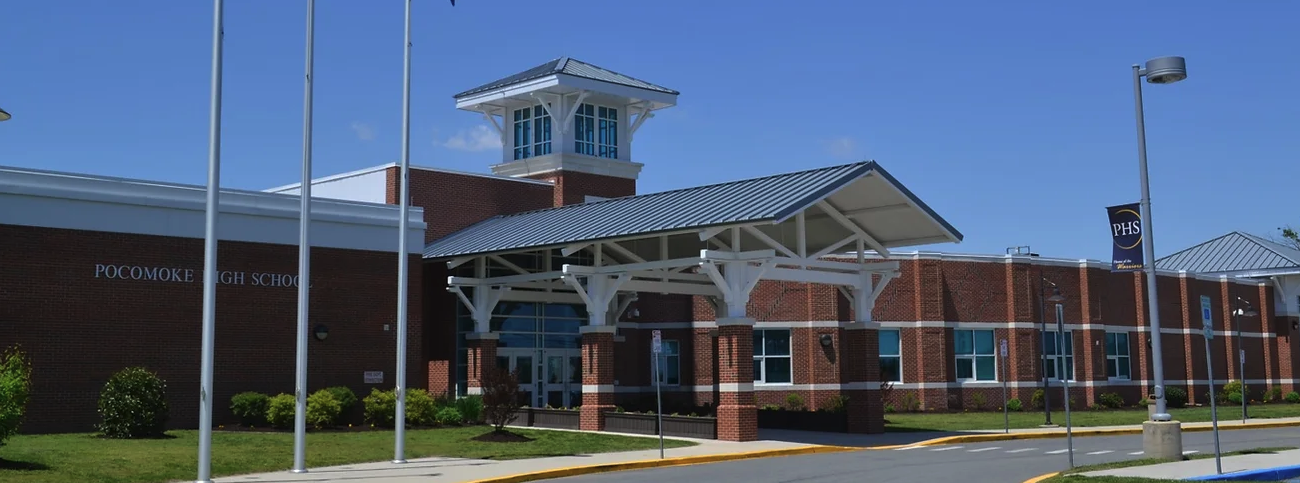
578, 325, 617, 334
466, 387, 483, 395
613, 320, 1278, 338
581, 384, 615, 393
715, 318, 756, 327
719, 383, 754, 392
830, 251, 1269, 286
0, 165, 427, 254
885, 378, 1300, 389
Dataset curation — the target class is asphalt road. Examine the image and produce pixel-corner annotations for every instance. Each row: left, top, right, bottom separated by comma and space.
549, 427, 1300, 483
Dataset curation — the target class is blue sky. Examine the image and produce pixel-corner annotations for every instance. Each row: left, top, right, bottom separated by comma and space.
2, 0, 1297, 262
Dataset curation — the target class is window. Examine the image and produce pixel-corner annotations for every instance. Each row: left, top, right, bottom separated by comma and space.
753, 329, 792, 384
512, 104, 552, 160
1105, 332, 1131, 380
655, 340, 680, 386
954, 329, 996, 381
573, 103, 618, 159
880, 329, 902, 382
1042, 330, 1075, 382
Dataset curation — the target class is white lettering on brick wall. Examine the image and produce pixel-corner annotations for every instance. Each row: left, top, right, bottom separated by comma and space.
93, 264, 311, 288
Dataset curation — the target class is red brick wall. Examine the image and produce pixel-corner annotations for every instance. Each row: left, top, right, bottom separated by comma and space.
390, 168, 554, 243
525, 170, 636, 207
0, 224, 422, 434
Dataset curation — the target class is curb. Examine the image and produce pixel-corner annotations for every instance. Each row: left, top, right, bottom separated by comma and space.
1022, 471, 1060, 483
461, 445, 861, 483
884, 419, 1300, 448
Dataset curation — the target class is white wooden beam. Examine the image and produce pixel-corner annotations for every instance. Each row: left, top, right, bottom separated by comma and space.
802, 203, 912, 222
563, 256, 701, 275
817, 200, 891, 258
796, 212, 807, 259
772, 257, 899, 273
743, 226, 798, 259
488, 254, 529, 275
811, 235, 858, 259
449, 286, 478, 320
447, 256, 475, 269
561, 243, 589, 257
765, 267, 861, 287
531, 92, 560, 121
698, 226, 727, 242
628, 101, 654, 139
698, 263, 734, 302
603, 242, 647, 264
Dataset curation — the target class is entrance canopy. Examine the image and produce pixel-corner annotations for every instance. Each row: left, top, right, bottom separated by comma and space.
424, 161, 962, 330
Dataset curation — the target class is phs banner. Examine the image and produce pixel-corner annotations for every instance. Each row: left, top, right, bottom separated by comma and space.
1107, 203, 1144, 272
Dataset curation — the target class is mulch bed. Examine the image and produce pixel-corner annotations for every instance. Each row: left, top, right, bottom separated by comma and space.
470, 430, 534, 443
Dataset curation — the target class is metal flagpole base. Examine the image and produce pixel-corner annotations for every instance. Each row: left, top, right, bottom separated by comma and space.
391, 459, 408, 464
290, 469, 309, 474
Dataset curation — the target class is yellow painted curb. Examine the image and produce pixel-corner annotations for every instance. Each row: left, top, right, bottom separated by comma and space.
883, 419, 1300, 448
1022, 471, 1060, 483
462, 445, 862, 483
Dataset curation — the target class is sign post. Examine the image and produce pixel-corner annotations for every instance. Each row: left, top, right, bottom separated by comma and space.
1000, 339, 1009, 434
651, 330, 664, 459
1056, 303, 1074, 468
1201, 295, 1223, 474
1240, 349, 1247, 423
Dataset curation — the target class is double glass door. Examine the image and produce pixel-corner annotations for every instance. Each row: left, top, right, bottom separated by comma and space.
497, 349, 582, 408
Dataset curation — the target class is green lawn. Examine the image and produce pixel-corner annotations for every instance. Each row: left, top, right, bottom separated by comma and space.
1039, 446, 1295, 483
0, 426, 696, 483
885, 403, 1300, 432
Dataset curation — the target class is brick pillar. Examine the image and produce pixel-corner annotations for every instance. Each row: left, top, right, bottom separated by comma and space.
465, 333, 498, 395
1258, 284, 1276, 392
580, 325, 616, 431
716, 318, 757, 442
914, 257, 948, 410
844, 322, 884, 433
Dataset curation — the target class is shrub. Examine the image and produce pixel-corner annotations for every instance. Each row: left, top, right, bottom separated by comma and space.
1286, 391, 1300, 404
230, 392, 270, 426
900, 393, 920, 412
97, 367, 169, 438
1164, 386, 1188, 409
482, 367, 521, 433
1099, 392, 1125, 409
1031, 389, 1045, 409
307, 389, 343, 429
0, 345, 33, 447
971, 392, 987, 410
761, 404, 782, 411
785, 393, 806, 411
1226, 392, 1244, 405
1140, 397, 1150, 406
406, 388, 438, 426
884, 404, 896, 413
326, 386, 358, 412
266, 393, 296, 429
1006, 398, 1023, 412
1268, 387, 1283, 403
455, 395, 484, 423
1219, 380, 1243, 403
820, 395, 849, 413
363, 388, 397, 427
436, 407, 464, 425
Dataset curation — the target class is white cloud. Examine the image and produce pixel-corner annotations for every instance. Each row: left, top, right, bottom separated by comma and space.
441, 125, 501, 152
350, 121, 376, 141
824, 136, 860, 160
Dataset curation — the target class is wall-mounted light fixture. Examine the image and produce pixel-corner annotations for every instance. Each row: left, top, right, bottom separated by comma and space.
820, 334, 833, 347
313, 324, 330, 341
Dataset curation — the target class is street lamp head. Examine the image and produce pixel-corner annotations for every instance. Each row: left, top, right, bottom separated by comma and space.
1047, 287, 1065, 303
1143, 56, 1188, 84
0, 107, 11, 122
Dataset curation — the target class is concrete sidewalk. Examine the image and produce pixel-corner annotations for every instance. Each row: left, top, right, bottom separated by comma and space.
1083, 448, 1300, 480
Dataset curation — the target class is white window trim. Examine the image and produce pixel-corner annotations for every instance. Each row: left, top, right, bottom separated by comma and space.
1106, 331, 1132, 381
880, 328, 903, 384
512, 104, 552, 160
573, 103, 619, 159
656, 340, 681, 386
1042, 330, 1077, 383
754, 329, 793, 386
954, 329, 998, 382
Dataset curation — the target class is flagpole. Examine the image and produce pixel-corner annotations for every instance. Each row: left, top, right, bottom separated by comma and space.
393, 0, 413, 464
195, 0, 224, 482
292, 0, 316, 474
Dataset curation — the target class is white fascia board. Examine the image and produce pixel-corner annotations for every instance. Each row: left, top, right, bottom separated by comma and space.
554, 74, 678, 106
455, 76, 564, 110
766, 267, 860, 287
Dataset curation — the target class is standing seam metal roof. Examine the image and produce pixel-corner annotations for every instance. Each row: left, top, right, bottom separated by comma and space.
423, 161, 962, 259
452, 57, 679, 99
1155, 231, 1300, 274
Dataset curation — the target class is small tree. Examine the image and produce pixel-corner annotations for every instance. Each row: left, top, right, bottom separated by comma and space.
1275, 225, 1300, 251
97, 367, 169, 438
481, 367, 521, 433
0, 345, 33, 447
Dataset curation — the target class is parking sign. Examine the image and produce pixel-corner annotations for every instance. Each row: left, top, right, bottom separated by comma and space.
652, 330, 662, 354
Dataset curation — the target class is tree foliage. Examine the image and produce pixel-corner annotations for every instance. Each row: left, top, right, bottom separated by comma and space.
1278, 225, 1300, 251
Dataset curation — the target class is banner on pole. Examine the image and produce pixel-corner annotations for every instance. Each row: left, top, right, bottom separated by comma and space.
652, 330, 662, 354
1106, 203, 1145, 272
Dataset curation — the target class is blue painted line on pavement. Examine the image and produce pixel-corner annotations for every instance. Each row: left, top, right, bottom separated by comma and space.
1186, 463, 1300, 481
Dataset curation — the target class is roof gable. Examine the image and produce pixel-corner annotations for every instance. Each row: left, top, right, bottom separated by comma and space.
423, 160, 962, 259
1155, 231, 1300, 275
452, 57, 679, 99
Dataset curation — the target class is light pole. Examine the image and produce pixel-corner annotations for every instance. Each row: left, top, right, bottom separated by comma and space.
1132, 55, 1188, 460
1054, 292, 1074, 469
0, 107, 11, 121
1233, 296, 1258, 422
1039, 278, 1064, 426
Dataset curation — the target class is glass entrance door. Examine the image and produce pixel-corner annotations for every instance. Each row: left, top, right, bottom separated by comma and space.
499, 349, 581, 408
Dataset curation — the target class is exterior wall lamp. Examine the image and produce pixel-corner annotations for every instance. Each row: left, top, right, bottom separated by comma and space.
819, 333, 833, 347
313, 324, 329, 341
0, 107, 11, 121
